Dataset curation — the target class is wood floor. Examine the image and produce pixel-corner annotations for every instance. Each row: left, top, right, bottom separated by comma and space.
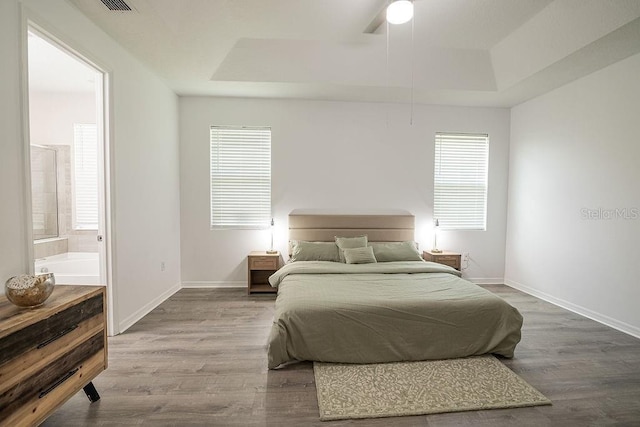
43, 285, 640, 426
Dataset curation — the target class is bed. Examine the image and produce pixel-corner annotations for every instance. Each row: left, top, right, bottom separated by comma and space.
266, 213, 523, 369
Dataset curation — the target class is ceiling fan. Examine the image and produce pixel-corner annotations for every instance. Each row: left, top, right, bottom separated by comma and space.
364, 0, 414, 34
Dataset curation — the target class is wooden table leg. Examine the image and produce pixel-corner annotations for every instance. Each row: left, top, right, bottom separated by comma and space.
83, 381, 101, 402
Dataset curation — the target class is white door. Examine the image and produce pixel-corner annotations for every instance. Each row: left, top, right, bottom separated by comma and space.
25, 25, 117, 334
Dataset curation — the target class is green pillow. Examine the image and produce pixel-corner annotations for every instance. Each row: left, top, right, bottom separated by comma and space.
369, 241, 422, 262
343, 246, 377, 264
290, 241, 340, 262
335, 235, 368, 263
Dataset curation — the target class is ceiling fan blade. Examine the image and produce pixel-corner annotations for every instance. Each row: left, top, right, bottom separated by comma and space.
363, 3, 387, 34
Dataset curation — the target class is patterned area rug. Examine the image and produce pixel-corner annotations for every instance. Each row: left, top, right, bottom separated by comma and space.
313, 355, 551, 421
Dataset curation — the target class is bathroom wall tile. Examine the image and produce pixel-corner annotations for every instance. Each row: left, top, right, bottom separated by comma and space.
33, 237, 68, 259
68, 232, 98, 252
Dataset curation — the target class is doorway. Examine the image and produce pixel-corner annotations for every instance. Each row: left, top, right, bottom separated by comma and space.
25, 26, 116, 334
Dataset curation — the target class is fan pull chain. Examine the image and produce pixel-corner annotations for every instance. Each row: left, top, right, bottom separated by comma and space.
386, 17, 390, 127
410, 4, 415, 126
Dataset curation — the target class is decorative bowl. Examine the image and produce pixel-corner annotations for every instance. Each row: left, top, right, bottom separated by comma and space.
5, 273, 55, 308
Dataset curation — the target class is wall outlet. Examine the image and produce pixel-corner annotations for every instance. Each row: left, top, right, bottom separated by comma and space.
160, 262, 166, 271
463, 252, 470, 262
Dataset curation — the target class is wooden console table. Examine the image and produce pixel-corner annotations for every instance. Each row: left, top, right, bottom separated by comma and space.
0, 285, 108, 426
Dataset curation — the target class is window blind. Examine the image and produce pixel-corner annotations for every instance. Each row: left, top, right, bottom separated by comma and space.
434, 132, 489, 230
210, 126, 271, 229
73, 123, 98, 230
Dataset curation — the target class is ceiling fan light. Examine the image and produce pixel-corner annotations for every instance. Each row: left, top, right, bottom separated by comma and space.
386, 0, 414, 25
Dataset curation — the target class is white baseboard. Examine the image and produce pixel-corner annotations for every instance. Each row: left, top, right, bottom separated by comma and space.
505, 278, 640, 340
118, 282, 181, 333
181, 281, 245, 288
467, 277, 504, 285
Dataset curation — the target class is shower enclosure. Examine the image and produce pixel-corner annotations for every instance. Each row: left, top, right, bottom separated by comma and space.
30, 145, 59, 240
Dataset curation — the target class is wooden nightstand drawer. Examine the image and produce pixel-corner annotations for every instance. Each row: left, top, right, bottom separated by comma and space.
250, 257, 278, 270
423, 250, 461, 271
248, 252, 280, 294
437, 258, 459, 268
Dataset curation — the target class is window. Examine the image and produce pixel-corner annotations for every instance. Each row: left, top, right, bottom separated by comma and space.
434, 132, 489, 230
210, 126, 271, 229
73, 123, 98, 230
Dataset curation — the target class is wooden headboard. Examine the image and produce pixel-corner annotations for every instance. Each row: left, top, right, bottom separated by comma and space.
288, 213, 415, 243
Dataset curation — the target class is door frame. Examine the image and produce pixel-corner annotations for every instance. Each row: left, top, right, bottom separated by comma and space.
21, 14, 119, 335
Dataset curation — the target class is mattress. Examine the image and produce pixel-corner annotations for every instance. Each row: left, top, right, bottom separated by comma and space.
267, 261, 523, 369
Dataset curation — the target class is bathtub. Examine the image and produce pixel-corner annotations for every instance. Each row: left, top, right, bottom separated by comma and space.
35, 252, 101, 285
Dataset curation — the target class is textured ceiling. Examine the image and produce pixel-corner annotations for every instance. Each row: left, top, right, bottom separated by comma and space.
66, 0, 640, 107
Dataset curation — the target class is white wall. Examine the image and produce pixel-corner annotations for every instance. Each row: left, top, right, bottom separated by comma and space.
0, 0, 29, 292
180, 97, 510, 285
29, 91, 95, 146
0, 0, 181, 333
506, 52, 640, 337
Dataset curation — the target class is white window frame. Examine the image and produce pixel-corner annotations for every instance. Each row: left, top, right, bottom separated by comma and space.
210, 126, 272, 229
72, 123, 98, 230
433, 132, 489, 231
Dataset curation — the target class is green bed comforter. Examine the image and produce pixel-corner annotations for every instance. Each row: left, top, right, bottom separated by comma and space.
267, 261, 522, 369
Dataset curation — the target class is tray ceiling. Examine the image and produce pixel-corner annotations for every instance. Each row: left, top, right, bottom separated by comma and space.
67, 0, 640, 106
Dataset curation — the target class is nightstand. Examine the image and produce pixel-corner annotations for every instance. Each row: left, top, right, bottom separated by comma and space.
423, 250, 461, 271
248, 251, 280, 294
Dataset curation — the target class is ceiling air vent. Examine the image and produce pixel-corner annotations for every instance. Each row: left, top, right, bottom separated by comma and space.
99, 0, 132, 11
